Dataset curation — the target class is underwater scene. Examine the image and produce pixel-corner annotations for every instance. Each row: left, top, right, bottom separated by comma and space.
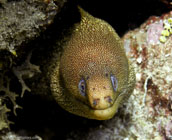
0, 0, 172, 140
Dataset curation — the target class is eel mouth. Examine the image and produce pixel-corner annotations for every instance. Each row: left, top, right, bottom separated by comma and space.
87, 92, 125, 120
87, 95, 121, 120
90, 101, 117, 120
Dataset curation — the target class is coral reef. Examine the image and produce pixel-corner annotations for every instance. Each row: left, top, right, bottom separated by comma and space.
0, 52, 40, 131
1, 132, 42, 140
13, 52, 41, 97
0, 0, 68, 133
0, 102, 11, 130
0, 72, 18, 130
120, 11, 172, 139
159, 17, 172, 43
0, 0, 63, 54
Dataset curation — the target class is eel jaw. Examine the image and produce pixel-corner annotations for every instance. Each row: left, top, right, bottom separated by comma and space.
88, 92, 125, 120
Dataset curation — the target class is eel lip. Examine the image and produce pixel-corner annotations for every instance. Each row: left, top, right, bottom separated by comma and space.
89, 93, 124, 120
91, 103, 117, 120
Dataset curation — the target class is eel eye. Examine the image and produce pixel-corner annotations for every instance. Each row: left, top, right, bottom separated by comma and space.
78, 78, 86, 96
110, 74, 118, 92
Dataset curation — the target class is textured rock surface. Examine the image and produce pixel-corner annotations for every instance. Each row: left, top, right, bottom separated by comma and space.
0, 0, 63, 53
120, 11, 172, 139
0, 0, 68, 136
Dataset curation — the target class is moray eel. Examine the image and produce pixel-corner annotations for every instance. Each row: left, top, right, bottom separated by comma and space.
50, 7, 135, 120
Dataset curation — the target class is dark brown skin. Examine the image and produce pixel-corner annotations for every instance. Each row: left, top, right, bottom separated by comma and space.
50, 7, 135, 120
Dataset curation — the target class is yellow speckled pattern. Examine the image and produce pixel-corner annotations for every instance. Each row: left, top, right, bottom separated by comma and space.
160, 17, 172, 43
50, 7, 135, 120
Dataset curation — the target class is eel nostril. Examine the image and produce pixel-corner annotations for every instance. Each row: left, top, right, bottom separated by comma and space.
104, 96, 113, 103
93, 99, 99, 106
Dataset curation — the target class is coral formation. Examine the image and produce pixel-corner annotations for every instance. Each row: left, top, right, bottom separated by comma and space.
146, 20, 164, 45
120, 11, 172, 139
0, 0, 63, 54
0, 72, 18, 130
13, 52, 41, 97
1, 132, 42, 140
159, 17, 172, 43
0, 0, 66, 133
0, 52, 40, 131
0, 103, 11, 130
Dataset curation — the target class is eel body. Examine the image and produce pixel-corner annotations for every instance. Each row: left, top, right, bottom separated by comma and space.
50, 7, 135, 120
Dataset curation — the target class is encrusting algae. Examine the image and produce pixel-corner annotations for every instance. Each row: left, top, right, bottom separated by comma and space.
119, 11, 172, 139
160, 17, 172, 43
50, 7, 135, 120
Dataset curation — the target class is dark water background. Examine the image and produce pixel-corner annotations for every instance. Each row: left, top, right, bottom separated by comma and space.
79, 0, 169, 36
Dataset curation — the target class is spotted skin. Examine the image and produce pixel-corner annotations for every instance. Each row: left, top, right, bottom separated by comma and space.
50, 7, 135, 120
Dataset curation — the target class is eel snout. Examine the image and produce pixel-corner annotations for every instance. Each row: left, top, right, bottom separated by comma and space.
87, 76, 115, 110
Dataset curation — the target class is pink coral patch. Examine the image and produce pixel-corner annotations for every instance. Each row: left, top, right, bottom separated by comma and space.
147, 21, 164, 45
